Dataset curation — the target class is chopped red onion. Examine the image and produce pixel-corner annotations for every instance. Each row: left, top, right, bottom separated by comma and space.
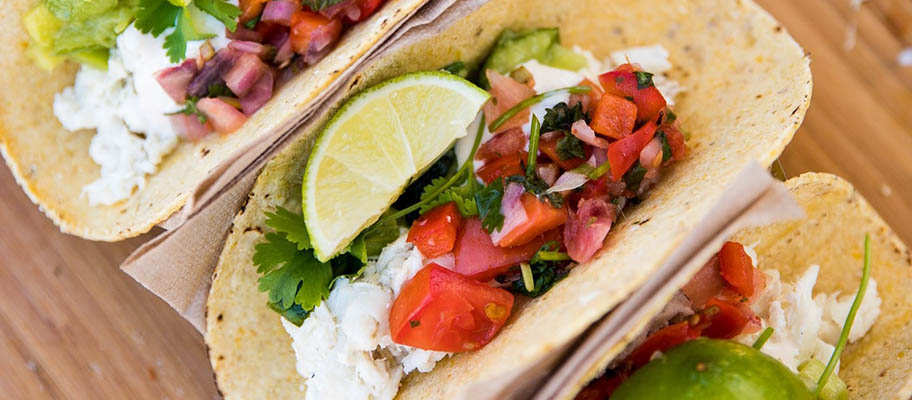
188, 48, 241, 98
262, 0, 299, 26
490, 183, 528, 245
223, 53, 268, 97
227, 26, 263, 43
546, 171, 589, 194
169, 113, 212, 142
239, 68, 275, 115
571, 120, 609, 149
196, 98, 247, 134
154, 59, 198, 103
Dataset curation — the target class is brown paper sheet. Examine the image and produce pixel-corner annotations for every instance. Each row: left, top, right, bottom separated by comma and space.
121, 0, 489, 333
452, 163, 804, 400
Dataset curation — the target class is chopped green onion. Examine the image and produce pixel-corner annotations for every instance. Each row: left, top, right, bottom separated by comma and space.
570, 162, 611, 180
526, 115, 541, 176
536, 251, 570, 261
752, 327, 774, 350
520, 262, 534, 292
815, 234, 872, 397
378, 115, 486, 224
488, 85, 591, 132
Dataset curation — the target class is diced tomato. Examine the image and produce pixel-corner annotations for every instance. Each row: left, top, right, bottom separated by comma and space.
353, 0, 385, 22
589, 94, 637, 139
680, 255, 725, 308
239, 0, 268, 23
575, 374, 626, 400
483, 70, 535, 133
389, 264, 514, 352
495, 194, 567, 248
453, 218, 551, 282
606, 121, 657, 181
573, 78, 604, 113
407, 203, 464, 258
659, 123, 687, 161
701, 297, 760, 339
598, 64, 667, 123
477, 152, 525, 184
290, 11, 341, 54
539, 133, 586, 171
475, 127, 525, 163
719, 241, 755, 298
626, 321, 702, 368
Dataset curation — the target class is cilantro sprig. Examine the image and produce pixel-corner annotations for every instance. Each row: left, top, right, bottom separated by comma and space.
135, 0, 241, 63
253, 205, 398, 326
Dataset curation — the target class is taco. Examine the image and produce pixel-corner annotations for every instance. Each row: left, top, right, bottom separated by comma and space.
205, 0, 812, 398
0, 0, 428, 240
569, 173, 912, 400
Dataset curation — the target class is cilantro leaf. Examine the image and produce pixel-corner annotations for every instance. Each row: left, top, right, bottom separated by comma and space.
623, 163, 648, 193
193, 0, 241, 31
656, 131, 672, 162
135, 0, 180, 36
506, 174, 564, 208
420, 185, 479, 217
168, 96, 207, 123
207, 83, 234, 98
476, 178, 505, 232
257, 250, 332, 310
264, 207, 311, 250
164, 8, 214, 63
556, 134, 585, 160
358, 213, 404, 257
252, 232, 300, 274
268, 302, 309, 326
634, 71, 655, 89
302, 0, 346, 11
541, 102, 588, 133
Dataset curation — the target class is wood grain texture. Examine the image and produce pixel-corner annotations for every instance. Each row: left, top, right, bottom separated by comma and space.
0, 0, 909, 398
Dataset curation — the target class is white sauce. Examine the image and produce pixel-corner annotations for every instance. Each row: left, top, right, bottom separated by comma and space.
53, 7, 231, 206
281, 234, 449, 400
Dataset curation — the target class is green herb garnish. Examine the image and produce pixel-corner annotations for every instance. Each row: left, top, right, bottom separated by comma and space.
556, 134, 585, 160
488, 85, 591, 132
752, 327, 774, 350
441, 61, 470, 78
634, 71, 654, 89
135, 0, 240, 63
476, 178, 505, 232
526, 115, 541, 176
815, 234, 872, 397
167, 96, 208, 123
511, 241, 569, 297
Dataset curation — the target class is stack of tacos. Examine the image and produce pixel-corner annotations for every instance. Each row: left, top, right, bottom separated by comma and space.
204, 0, 820, 398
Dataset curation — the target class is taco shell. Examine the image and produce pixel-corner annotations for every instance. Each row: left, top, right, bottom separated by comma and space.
0, 0, 428, 240
205, 0, 813, 398
564, 173, 912, 400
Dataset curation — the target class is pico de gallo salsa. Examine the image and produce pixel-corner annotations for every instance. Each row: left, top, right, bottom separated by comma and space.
575, 239, 876, 400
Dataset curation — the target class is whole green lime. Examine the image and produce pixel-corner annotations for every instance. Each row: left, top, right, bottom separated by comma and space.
612, 339, 813, 400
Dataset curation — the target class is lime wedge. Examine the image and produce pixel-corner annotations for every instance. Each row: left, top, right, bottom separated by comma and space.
303, 71, 489, 260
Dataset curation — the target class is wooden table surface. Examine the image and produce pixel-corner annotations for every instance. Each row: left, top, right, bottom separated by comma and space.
1, 0, 910, 398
